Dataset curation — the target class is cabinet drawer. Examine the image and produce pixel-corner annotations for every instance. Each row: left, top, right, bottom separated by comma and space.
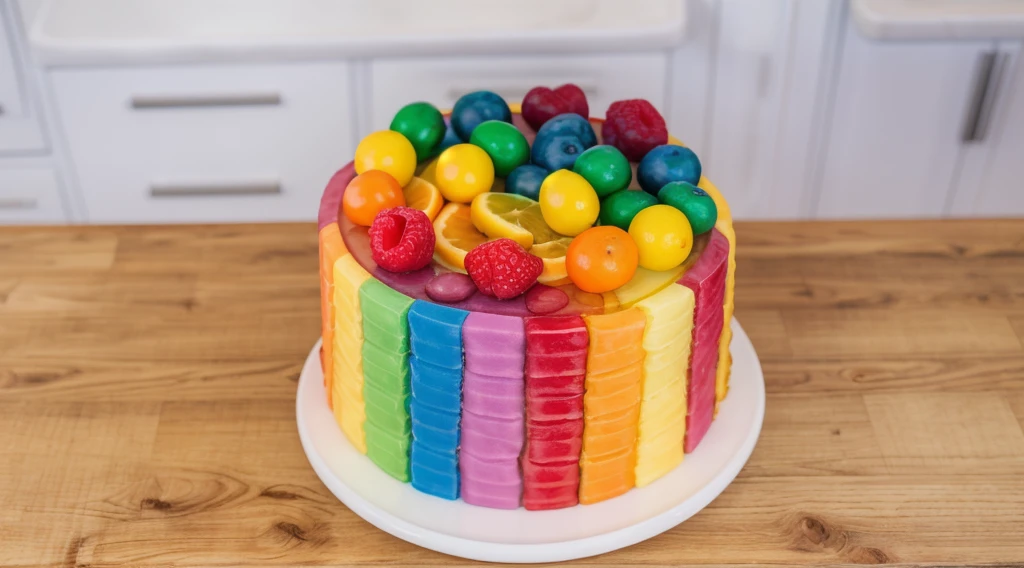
369, 53, 668, 132
0, 167, 66, 224
50, 62, 353, 223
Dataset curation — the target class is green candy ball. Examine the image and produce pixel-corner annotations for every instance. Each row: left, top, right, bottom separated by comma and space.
657, 181, 718, 235
469, 120, 529, 177
573, 145, 632, 198
390, 102, 446, 162
599, 190, 658, 231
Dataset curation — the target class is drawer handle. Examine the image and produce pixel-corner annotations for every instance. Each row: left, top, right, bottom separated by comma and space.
131, 93, 282, 109
0, 198, 38, 210
149, 182, 281, 198
446, 80, 599, 102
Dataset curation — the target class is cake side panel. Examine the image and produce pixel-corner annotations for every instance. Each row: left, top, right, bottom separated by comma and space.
522, 316, 588, 511
698, 175, 736, 412
680, 230, 729, 453
360, 280, 415, 482
332, 254, 372, 454
579, 308, 646, 505
634, 284, 694, 487
319, 223, 349, 409
460, 312, 526, 509
408, 301, 470, 500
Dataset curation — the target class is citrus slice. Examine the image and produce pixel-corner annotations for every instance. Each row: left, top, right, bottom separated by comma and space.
529, 236, 573, 285
433, 202, 488, 272
470, 192, 562, 250
403, 176, 444, 221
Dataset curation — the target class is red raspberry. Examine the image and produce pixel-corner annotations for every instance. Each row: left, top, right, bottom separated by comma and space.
602, 99, 668, 162
521, 84, 590, 131
369, 206, 435, 273
464, 238, 543, 299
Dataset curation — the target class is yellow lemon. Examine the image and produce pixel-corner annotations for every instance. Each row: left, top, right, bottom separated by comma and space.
354, 130, 417, 186
432, 202, 489, 271
470, 192, 560, 249
538, 169, 600, 236
627, 204, 694, 271
403, 176, 444, 221
529, 237, 573, 285
435, 144, 495, 203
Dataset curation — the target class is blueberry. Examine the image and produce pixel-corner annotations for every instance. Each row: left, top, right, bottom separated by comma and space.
506, 164, 549, 200
451, 91, 512, 141
637, 145, 702, 195
531, 135, 585, 172
535, 113, 597, 149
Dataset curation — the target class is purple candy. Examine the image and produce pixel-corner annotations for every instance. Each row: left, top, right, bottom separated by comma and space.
525, 284, 569, 315
425, 272, 476, 303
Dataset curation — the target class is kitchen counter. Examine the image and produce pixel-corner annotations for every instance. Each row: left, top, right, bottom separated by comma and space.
853, 0, 1024, 40
1, 220, 1024, 566
30, 0, 685, 66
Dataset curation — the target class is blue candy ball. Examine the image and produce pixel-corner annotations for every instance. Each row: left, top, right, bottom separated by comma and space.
637, 145, 702, 195
451, 91, 512, 141
535, 113, 597, 149
506, 164, 549, 201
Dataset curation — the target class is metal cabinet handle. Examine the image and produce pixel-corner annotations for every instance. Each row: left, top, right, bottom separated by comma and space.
0, 198, 39, 209
131, 93, 282, 109
961, 51, 1008, 143
149, 182, 281, 198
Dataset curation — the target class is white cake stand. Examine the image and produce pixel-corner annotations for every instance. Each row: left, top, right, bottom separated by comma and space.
296, 318, 764, 564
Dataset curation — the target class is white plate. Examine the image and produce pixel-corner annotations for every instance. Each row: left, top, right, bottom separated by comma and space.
296, 318, 765, 564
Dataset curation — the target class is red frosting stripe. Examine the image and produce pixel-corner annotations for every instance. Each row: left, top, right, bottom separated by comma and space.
522, 316, 589, 510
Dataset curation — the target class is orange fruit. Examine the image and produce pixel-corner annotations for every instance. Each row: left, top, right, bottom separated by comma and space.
433, 202, 488, 271
343, 170, 406, 227
566, 226, 639, 293
403, 176, 444, 221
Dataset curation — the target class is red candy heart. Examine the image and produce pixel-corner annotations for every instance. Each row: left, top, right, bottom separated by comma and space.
602, 99, 668, 162
464, 238, 544, 299
521, 84, 590, 131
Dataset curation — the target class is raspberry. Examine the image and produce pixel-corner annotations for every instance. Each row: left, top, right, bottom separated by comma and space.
369, 206, 435, 273
602, 99, 668, 162
522, 84, 590, 131
464, 238, 543, 299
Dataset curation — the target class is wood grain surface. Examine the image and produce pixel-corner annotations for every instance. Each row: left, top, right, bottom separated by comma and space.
2, 220, 1023, 567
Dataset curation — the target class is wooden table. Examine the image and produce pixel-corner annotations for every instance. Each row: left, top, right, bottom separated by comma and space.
2, 220, 1023, 567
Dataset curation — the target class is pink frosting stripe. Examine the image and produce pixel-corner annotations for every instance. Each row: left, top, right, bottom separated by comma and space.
681, 229, 730, 453
460, 312, 526, 509
317, 162, 355, 230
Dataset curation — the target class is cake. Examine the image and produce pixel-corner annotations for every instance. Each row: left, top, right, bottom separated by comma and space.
317, 87, 736, 510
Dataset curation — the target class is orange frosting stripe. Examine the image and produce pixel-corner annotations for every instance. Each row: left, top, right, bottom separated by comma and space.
578, 308, 646, 505
318, 223, 349, 408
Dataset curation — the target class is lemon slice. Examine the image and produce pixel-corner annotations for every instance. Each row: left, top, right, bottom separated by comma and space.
529, 236, 573, 285
433, 202, 488, 272
470, 192, 563, 250
403, 176, 444, 221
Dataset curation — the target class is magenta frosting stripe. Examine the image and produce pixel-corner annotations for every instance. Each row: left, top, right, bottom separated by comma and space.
460, 312, 526, 509
317, 162, 355, 230
680, 229, 730, 453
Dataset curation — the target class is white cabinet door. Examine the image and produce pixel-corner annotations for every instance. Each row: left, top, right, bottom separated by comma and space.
815, 18, 994, 219
701, 0, 839, 220
0, 166, 66, 224
0, 0, 47, 153
949, 41, 1024, 217
369, 53, 668, 134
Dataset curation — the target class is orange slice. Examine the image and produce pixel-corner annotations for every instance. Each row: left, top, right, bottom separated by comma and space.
403, 176, 444, 221
433, 202, 488, 272
529, 236, 573, 285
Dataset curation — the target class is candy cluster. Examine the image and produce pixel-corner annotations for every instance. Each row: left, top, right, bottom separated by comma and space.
343, 85, 720, 301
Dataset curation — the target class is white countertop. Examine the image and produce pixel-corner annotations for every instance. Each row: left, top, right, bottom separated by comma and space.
30, 0, 686, 66
853, 0, 1024, 41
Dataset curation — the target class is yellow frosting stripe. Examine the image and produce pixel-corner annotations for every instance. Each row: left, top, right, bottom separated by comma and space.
698, 176, 736, 412
633, 284, 694, 487
318, 223, 349, 408
332, 254, 372, 454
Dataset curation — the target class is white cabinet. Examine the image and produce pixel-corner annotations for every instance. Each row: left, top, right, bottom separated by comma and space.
0, 1, 46, 154
368, 53, 668, 134
51, 62, 353, 223
0, 165, 65, 223
949, 41, 1024, 216
814, 18, 999, 218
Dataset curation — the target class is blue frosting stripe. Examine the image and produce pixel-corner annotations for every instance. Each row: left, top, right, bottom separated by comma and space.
407, 300, 469, 500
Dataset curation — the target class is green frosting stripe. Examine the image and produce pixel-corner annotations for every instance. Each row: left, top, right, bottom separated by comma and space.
359, 279, 415, 484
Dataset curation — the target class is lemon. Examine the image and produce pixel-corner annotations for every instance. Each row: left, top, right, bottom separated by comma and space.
435, 144, 495, 203
403, 176, 444, 221
470, 192, 555, 249
538, 169, 600, 236
433, 202, 488, 271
